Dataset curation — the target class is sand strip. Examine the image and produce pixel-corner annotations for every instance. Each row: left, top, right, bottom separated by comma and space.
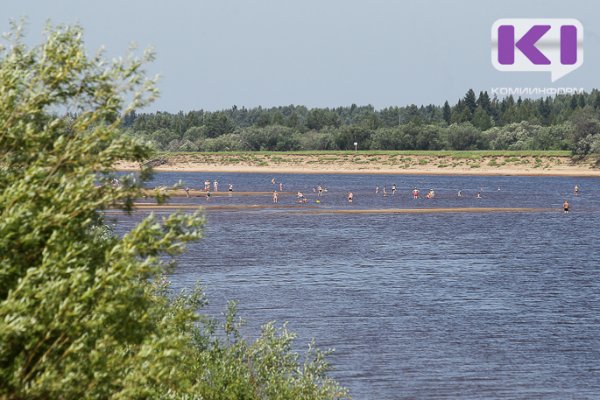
106, 204, 555, 214
142, 190, 296, 197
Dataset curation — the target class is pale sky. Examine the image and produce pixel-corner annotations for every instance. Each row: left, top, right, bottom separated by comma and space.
3, 0, 600, 112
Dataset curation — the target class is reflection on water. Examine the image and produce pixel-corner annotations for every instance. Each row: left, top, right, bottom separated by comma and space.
113, 172, 600, 399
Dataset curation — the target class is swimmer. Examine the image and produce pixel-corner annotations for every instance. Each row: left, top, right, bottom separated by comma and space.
392, 184, 397, 195
272, 191, 278, 203
458, 190, 462, 197
574, 184, 579, 195
348, 192, 353, 203
476, 192, 481, 199
318, 185, 323, 197
375, 186, 380, 194
563, 200, 569, 213
271, 178, 276, 185
228, 183, 233, 192
429, 189, 435, 199
206, 190, 211, 200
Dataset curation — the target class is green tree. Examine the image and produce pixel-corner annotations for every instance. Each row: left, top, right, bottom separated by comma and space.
442, 101, 451, 124
472, 106, 493, 131
0, 23, 347, 400
569, 107, 600, 155
203, 111, 234, 137
445, 123, 487, 150
463, 89, 477, 116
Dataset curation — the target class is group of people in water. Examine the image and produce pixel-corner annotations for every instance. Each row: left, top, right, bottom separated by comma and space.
180, 177, 580, 213
563, 184, 580, 213
273, 179, 581, 212
183, 178, 235, 199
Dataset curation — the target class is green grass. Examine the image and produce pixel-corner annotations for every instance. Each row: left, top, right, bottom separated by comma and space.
159, 150, 571, 158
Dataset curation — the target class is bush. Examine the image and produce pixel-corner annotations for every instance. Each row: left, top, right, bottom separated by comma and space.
0, 23, 347, 399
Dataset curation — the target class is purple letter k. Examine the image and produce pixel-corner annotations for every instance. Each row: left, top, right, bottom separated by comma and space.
498, 25, 551, 65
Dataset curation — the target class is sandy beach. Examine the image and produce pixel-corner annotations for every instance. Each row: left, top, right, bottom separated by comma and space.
115, 153, 600, 176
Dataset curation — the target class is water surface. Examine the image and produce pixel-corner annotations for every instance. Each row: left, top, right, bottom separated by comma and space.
114, 172, 600, 399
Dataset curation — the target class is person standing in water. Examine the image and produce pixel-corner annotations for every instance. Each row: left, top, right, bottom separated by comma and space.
375, 186, 380, 194
184, 186, 190, 198
204, 179, 210, 191
563, 199, 570, 213
273, 191, 278, 203
279, 182, 283, 191
317, 185, 323, 197
392, 184, 397, 195
348, 192, 353, 203
206, 190, 211, 200
228, 183, 233, 192
412, 187, 419, 199
213, 180, 219, 192
574, 184, 580, 195
383, 187, 387, 197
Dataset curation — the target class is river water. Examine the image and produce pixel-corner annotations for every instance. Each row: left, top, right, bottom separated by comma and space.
114, 172, 600, 399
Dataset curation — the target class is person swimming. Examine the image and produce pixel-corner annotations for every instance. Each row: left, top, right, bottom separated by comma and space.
563, 199, 569, 213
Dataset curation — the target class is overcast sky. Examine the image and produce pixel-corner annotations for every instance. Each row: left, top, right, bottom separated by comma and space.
3, 0, 599, 112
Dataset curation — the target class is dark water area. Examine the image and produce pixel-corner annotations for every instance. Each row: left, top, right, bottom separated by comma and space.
113, 172, 600, 399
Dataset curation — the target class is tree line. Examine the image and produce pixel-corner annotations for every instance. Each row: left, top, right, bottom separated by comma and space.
123, 89, 600, 156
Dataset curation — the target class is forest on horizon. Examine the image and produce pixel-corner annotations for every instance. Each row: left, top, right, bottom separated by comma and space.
122, 89, 600, 156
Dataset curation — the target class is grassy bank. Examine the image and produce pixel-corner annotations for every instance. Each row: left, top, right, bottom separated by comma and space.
110, 150, 600, 176
157, 150, 572, 158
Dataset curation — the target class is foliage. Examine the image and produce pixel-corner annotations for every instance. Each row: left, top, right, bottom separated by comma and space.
126, 89, 600, 155
0, 22, 348, 399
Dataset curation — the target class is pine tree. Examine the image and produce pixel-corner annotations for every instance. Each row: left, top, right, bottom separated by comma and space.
472, 106, 493, 130
442, 100, 451, 124
463, 89, 477, 116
